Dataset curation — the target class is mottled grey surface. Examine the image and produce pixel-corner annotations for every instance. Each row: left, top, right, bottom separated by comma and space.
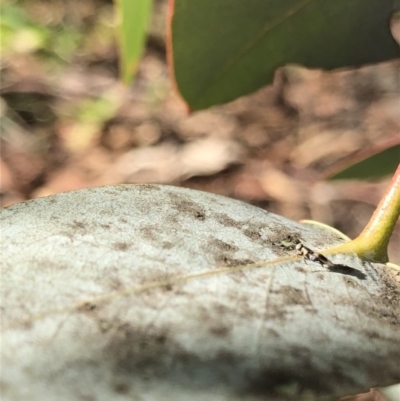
1, 184, 399, 401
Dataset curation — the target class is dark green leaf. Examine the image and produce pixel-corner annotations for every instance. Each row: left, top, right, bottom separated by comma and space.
168, 0, 399, 111
325, 139, 400, 180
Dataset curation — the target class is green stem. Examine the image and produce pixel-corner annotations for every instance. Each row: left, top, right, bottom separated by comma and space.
323, 163, 400, 263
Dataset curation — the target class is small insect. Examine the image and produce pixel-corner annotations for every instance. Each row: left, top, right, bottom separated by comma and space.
278, 236, 335, 268
276, 235, 367, 279
293, 239, 335, 268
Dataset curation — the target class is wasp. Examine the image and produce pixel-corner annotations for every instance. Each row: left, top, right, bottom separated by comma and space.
279, 236, 335, 268
277, 236, 367, 279
293, 240, 335, 268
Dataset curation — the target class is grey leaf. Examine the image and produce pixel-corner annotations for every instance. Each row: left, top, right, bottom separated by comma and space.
1, 185, 399, 401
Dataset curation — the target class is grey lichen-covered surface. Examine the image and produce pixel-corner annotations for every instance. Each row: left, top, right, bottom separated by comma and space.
1, 184, 399, 401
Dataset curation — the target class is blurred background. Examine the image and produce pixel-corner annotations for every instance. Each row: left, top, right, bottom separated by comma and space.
1, 0, 399, 262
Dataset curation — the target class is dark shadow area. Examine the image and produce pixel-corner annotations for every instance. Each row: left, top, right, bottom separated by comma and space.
327, 265, 367, 280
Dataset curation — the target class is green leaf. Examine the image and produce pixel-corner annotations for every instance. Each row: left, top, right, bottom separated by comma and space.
323, 137, 400, 180
115, 0, 153, 84
168, 0, 399, 111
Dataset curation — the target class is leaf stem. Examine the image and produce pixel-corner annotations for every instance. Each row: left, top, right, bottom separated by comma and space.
323, 163, 400, 263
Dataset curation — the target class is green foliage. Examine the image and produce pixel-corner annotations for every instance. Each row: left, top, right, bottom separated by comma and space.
329, 145, 400, 180
169, 0, 399, 111
115, 0, 153, 84
0, 2, 81, 61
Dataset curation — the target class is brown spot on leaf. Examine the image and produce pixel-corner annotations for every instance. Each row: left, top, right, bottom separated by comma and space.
280, 285, 310, 306
162, 241, 174, 249
114, 242, 130, 251
242, 228, 262, 241
139, 225, 159, 241
77, 302, 97, 314
214, 213, 239, 228
168, 193, 207, 220
209, 325, 231, 337
70, 220, 86, 230
215, 254, 254, 267
112, 381, 130, 394
209, 238, 239, 252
